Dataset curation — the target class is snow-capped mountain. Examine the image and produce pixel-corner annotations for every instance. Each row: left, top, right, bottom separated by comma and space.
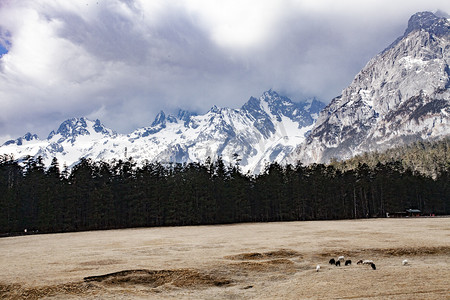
1, 90, 324, 173
2, 118, 119, 168
291, 11, 450, 164
4, 11, 447, 170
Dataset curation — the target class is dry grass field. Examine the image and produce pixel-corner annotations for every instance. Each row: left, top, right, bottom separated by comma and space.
1, 218, 449, 299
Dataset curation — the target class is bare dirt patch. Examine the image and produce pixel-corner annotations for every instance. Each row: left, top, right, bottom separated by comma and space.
229, 258, 295, 272
0, 282, 101, 300
83, 268, 232, 288
224, 249, 301, 260
318, 245, 450, 260
373, 245, 450, 256
79, 259, 124, 266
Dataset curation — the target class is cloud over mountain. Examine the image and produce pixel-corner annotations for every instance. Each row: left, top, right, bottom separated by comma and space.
0, 0, 449, 143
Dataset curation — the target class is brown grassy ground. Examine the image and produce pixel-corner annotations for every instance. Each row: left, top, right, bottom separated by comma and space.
0, 218, 449, 299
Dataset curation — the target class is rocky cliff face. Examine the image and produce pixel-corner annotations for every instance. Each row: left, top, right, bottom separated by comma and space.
293, 11, 450, 164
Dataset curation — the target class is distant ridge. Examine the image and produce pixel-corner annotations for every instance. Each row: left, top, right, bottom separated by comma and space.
1, 90, 325, 173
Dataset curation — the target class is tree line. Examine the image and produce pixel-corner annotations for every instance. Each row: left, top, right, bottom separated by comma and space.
0, 150, 449, 235
331, 137, 450, 179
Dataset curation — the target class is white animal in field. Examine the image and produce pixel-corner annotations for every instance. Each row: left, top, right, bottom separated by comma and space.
357, 259, 374, 265
316, 265, 320, 272
338, 256, 345, 261
402, 259, 409, 266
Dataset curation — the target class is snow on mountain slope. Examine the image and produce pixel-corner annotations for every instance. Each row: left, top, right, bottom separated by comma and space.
8, 12, 445, 170
291, 11, 450, 164
2, 117, 120, 167
1, 91, 325, 173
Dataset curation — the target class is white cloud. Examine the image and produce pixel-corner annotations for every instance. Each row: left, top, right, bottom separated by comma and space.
184, 0, 285, 49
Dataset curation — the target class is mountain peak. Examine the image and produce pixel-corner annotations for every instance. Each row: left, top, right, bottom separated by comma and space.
49, 117, 89, 140
47, 117, 115, 141
241, 90, 326, 134
295, 11, 450, 165
241, 96, 260, 111
177, 109, 197, 127
383, 11, 449, 53
3, 132, 39, 146
405, 11, 449, 36
209, 105, 221, 113
151, 111, 166, 127
93, 119, 115, 135
260, 89, 288, 103
303, 97, 326, 116
262, 89, 279, 98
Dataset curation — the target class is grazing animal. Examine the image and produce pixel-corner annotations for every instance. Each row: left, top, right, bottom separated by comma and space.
337, 256, 345, 262
329, 258, 336, 265
402, 259, 409, 266
316, 265, 320, 272
357, 259, 374, 265
345, 260, 352, 266
370, 263, 376, 270
335, 261, 341, 267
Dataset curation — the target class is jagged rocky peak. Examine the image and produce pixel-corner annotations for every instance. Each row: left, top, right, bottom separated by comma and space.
241, 96, 260, 111
261, 89, 291, 104
93, 119, 115, 135
151, 110, 195, 126
240, 90, 326, 138
48, 117, 90, 140
151, 111, 166, 126
137, 111, 168, 137
304, 97, 325, 115
385, 11, 449, 52
177, 109, 196, 122
243, 89, 324, 116
264, 90, 325, 125
22, 132, 38, 141
406, 11, 449, 36
209, 105, 222, 114
3, 132, 39, 146
241, 96, 275, 138
241, 96, 263, 115
136, 110, 195, 138
47, 117, 115, 140
260, 90, 300, 117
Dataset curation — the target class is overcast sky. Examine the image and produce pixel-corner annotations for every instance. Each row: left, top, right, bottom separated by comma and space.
0, 0, 449, 143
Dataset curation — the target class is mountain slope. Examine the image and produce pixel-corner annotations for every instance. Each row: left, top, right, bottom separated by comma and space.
292, 11, 450, 164
1, 90, 324, 173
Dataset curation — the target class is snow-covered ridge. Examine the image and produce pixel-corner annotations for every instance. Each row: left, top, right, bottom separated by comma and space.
1, 90, 325, 173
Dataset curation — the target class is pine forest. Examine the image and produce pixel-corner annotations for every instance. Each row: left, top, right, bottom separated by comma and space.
0, 138, 449, 235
